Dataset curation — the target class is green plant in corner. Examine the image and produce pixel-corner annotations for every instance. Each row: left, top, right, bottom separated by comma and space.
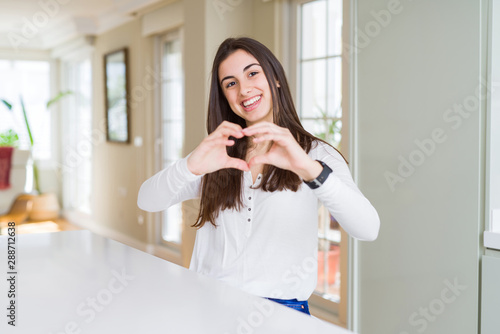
0, 129, 19, 147
0, 99, 19, 147
19, 91, 72, 194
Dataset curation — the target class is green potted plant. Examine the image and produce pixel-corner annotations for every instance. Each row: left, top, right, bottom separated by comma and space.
3, 92, 72, 221
0, 100, 18, 191
20, 91, 72, 194
0, 129, 19, 148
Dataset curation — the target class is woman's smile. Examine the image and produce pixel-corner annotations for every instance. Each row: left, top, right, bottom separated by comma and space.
241, 95, 262, 111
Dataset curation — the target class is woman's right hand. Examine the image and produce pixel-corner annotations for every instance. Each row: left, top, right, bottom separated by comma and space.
187, 121, 249, 175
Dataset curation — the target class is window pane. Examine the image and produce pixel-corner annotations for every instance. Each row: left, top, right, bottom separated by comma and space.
0, 60, 51, 160
161, 34, 184, 246
327, 57, 342, 118
328, 0, 343, 55
162, 202, 182, 243
316, 239, 340, 300
300, 59, 326, 118
301, 0, 327, 59
62, 59, 93, 214
163, 39, 182, 80
163, 120, 183, 162
302, 118, 325, 138
162, 80, 183, 121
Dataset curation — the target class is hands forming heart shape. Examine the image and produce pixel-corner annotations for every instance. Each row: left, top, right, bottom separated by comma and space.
187, 121, 322, 182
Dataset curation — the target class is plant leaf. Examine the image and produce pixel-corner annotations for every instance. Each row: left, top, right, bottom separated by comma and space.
1, 99, 12, 110
20, 96, 34, 147
46, 90, 73, 109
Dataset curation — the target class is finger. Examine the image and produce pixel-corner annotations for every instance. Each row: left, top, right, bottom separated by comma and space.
225, 157, 250, 171
242, 125, 272, 136
219, 127, 245, 139
253, 134, 274, 143
248, 153, 271, 167
243, 122, 283, 132
244, 125, 286, 138
243, 121, 274, 130
208, 138, 235, 147
253, 132, 288, 144
219, 121, 244, 134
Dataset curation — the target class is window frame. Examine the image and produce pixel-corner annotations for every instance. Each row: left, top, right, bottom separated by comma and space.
154, 28, 185, 253
60, 57, 93, 214
289, 0, 351, 326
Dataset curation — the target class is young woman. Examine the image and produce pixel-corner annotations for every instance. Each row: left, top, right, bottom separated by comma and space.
138, 37, 380, 315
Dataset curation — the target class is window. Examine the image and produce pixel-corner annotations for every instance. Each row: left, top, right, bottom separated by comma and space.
61, 59, 93, 214
294, 0, 345, 316
159, 30, 184, 246
0, 60, 51, 161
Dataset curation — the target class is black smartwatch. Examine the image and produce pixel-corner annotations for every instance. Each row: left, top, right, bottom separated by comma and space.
303, 160, 333, 189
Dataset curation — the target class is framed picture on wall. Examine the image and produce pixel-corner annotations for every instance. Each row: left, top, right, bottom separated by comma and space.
104, 48, 130, 143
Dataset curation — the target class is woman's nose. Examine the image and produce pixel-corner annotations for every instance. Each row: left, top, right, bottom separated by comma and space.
239, 82, 252, 96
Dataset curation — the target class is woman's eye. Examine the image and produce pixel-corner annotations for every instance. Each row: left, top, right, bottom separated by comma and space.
249, 71, 258, 77
226, 81, 236, 88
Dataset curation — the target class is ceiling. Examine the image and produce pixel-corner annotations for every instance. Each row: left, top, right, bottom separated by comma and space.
0, 0, 164, 50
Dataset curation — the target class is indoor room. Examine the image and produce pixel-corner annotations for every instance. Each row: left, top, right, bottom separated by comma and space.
0, 0, 498, 333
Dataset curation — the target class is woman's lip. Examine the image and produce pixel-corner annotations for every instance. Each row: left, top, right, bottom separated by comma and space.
241, 95, 262, 111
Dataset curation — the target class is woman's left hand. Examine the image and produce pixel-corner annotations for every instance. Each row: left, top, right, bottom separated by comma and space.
242, 122, 322, 181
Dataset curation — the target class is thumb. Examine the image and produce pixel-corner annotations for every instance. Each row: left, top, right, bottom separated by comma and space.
248, 153, 271, 167
225, 157, 250, 171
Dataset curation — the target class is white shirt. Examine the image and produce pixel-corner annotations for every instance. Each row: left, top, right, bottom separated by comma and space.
137, 141, 380, 301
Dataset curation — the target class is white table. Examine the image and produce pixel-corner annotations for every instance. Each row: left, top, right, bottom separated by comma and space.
0, 230, 353, 333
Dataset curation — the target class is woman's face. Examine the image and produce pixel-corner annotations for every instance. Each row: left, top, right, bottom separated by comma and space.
218, 49, 275, 127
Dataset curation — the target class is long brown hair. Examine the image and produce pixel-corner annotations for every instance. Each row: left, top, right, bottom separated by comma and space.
193, 37, 344, 228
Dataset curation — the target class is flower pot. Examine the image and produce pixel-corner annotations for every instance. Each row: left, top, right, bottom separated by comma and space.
18, 193, 60, 221
0, 146, 14, 190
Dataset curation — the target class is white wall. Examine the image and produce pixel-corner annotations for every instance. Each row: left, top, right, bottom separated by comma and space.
354, 0, 484, 333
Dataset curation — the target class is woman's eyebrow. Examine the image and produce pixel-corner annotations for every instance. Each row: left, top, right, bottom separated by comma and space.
220, 63, 261, 85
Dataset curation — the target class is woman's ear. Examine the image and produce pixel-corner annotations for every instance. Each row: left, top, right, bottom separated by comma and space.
276, 81, 281, 88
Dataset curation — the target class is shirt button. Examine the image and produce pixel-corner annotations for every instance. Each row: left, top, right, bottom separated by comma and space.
248, 218, 251, 222
248, 197, 252, 200
258, 176, 261, 179
248, 208, 251, 211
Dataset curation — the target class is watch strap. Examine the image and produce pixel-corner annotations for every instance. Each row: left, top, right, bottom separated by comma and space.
303, 160, 332, 189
